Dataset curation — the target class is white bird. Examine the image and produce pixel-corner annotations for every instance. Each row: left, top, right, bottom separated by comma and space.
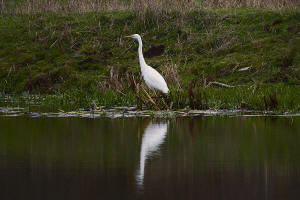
124, 34, 169, 94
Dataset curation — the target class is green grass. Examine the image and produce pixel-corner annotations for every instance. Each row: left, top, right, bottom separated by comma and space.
0, 9, 299, 111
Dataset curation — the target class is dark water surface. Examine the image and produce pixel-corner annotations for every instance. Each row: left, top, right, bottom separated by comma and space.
1, 116, 300, 200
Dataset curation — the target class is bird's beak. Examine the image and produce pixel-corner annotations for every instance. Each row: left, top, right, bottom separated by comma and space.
123, 35, 132, 38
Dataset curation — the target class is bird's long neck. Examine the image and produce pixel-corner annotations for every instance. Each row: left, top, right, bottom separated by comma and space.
137, 38, 147, 69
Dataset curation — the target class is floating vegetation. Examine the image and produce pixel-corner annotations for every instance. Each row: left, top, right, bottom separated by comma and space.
1, 106, 299, 119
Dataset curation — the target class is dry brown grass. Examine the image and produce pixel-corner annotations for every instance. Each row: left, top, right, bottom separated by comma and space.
161, 62, 181, 90
96, 66, 137, 95
1, 0, 196, 14
203, 0, 299, 9
1, 0, 297, 14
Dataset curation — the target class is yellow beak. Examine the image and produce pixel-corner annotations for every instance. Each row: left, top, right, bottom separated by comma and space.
123, 35, 132, 38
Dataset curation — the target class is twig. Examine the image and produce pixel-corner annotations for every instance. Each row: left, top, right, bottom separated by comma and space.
115, 42, 133, 59
116, 89, 125, 96
207, 81, 235, 88
207, 81, 248, 88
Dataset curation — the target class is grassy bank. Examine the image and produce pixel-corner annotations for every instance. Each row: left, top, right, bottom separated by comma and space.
0, 9, 299, 111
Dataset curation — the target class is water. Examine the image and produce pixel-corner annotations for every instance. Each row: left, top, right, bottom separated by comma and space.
1, 115, 300, 199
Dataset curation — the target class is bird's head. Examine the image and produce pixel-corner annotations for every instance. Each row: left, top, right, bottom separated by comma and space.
124, 34, 141, 41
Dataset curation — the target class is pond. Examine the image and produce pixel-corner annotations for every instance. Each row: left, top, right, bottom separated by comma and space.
0, 113, 300, 199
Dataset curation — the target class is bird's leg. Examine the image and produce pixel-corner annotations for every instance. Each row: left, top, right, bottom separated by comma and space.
152, 90, 158, 98
151, 90, 169, 110
150, 90, 159, 99
160, 93, 169, 110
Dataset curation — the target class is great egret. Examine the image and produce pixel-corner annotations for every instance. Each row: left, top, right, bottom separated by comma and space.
124, 34, 169, 94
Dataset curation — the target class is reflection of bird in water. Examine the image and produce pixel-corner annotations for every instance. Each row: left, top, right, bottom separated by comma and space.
124, 34, 169, 94
136, 121, 168, 189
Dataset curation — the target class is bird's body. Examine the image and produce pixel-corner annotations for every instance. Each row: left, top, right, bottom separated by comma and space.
125, 34, 169, 94
142, 64, 169, 93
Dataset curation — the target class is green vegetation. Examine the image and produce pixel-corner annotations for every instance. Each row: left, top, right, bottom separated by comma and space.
0, 9, 299, 112
1, 0, 298, 14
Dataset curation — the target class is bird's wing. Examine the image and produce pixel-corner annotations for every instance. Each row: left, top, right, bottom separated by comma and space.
144, 66, 169, 93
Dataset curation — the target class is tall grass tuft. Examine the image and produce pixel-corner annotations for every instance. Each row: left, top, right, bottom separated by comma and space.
1, 0, 298, 14
203, 0, 299, 9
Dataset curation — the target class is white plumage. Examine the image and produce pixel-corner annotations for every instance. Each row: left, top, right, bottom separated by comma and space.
124, 34, 169, 94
